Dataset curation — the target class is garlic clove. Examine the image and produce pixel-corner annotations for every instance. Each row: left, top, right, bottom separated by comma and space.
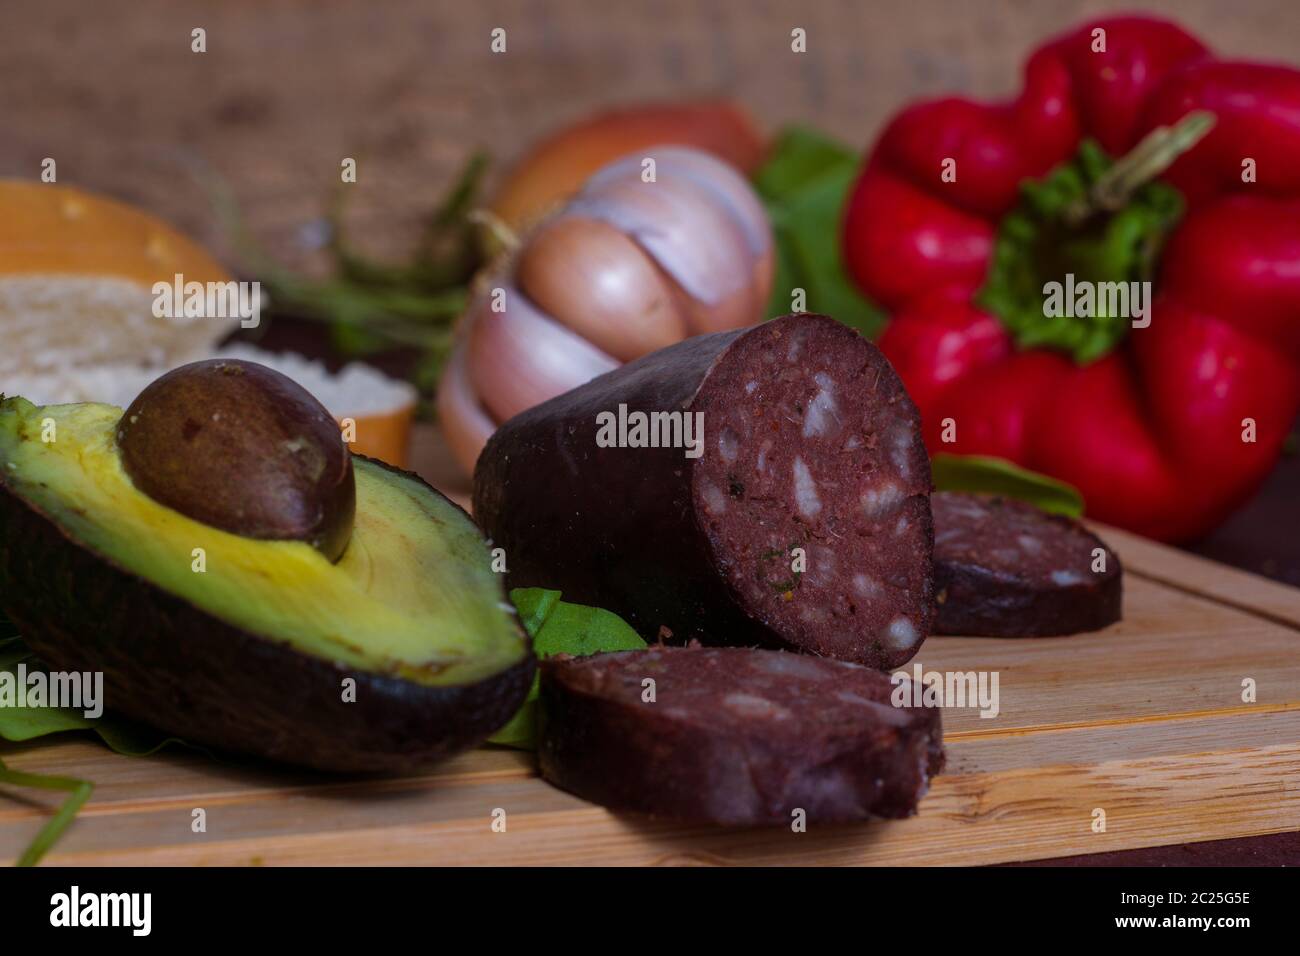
589, 147, 772, 260
565, 161, 754, 332
436, 342, 498, 476
516, 215, 689, 361
465, 282, 620, 424
677, 278, 762, 334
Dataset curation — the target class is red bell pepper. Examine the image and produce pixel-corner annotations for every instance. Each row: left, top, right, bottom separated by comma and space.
843, 15, 1300, 541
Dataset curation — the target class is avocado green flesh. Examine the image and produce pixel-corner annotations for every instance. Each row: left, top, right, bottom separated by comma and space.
0, 397, 525, 686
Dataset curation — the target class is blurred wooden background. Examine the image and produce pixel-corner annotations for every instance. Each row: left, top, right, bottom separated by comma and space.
3, 0, 1298, 273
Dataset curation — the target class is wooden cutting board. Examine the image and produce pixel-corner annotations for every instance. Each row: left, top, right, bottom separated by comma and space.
2, 428, 1299, 866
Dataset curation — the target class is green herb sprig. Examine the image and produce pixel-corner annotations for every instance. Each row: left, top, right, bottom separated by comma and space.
205, 152, 493, 395
0, 627, 184, 867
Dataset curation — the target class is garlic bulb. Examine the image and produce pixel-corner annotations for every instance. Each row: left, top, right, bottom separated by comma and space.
439, 146, 774, 475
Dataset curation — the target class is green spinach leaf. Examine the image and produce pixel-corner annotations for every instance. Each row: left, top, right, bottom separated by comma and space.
753, 127, 884, 337
0, 651, 183, 753
932, 453, 1085, 517
488, 589, 646, 749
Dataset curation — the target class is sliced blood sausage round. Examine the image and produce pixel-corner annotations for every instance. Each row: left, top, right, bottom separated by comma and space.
473, 313, 933, 668
538, 646, 945, 824
932, 492, 1122, 636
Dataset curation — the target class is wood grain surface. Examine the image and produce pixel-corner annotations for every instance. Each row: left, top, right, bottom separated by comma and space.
2, 427, 1298, 866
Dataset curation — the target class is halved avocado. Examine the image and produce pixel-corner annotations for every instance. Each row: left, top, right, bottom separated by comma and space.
0, 396, 532, 772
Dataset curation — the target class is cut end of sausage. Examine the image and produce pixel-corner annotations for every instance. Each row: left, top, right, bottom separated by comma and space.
539, 646, 945, 825
932, 492, 1123, 636
690, 314, 934, 667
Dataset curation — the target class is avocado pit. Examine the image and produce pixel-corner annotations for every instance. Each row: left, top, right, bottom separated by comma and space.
116, 358, 356, 561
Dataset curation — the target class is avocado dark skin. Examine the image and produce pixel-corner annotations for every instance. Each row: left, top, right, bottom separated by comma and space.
0, 454, 534, 773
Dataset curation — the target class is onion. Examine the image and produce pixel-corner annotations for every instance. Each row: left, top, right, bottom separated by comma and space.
439, 144, 773, 475
489, 100, 766, 236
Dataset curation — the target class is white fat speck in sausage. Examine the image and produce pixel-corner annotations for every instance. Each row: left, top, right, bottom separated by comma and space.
792, 456, 821, 517
700, 480, 728, 515
803, 546, 837, 587
755, 653, 838, 680
803, 372, 841, 438
1051, 569, 1086, 586
852, 572, 882, 598
883, 616, 918, 650
891, 429, 914, 479
718, 426, 740, 463
724, 692, 793, 721
862, 481, 904, 518
798, 606, 830, 624
786, 330, 804, 361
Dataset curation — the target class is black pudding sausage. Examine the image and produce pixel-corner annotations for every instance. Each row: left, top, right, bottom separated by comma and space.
932, 491, 1123, 636
473, 313, 934, 668
538, 646, 945, 824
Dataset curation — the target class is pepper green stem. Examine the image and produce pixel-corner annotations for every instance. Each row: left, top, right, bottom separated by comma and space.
1064, 111, 1216, 226
976, 111, 1217, 364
